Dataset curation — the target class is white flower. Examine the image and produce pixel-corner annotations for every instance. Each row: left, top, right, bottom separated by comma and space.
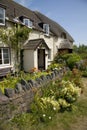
49, 116, 51, 119
53, 107, 56, 110
43, 114, 46, 117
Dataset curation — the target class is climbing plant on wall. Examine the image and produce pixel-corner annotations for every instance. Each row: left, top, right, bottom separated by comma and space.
0, 24, 31, 71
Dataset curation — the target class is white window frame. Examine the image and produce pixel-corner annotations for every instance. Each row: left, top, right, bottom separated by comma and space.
0, 48, 10, 66
48, 49, 51, 59
23, 18, 32, 28
43, 24, 49, 36
0, 7, 5, 26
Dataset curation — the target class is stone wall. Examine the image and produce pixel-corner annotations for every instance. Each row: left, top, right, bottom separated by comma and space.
0, 67, 69, 122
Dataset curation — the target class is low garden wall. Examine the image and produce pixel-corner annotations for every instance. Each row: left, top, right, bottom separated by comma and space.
0, 67, 69, 122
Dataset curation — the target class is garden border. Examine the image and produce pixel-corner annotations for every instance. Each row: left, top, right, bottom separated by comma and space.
0, 67, 69, 122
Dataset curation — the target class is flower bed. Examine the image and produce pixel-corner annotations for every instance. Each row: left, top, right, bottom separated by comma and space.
30, 80, 82, 123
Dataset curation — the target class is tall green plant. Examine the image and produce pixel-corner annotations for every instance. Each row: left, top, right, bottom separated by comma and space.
0, 25, 31, 71
53, 53, 81, 70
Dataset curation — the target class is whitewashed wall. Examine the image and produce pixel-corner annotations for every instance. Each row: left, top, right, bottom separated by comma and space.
34, 50, 38, 69
0, 20, 72, 72
29, 30, 54, 63
23, 50, 34, 72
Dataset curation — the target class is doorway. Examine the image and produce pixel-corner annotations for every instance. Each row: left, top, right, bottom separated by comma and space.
38, 49, 45, 70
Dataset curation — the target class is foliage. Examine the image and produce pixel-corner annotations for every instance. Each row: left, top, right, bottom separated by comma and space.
30, 79, 81, 124
0, 73, 84, 130
53, 53, 81, 70
0, 25, 31, 49
0, 74, 20, 93
53, 45, 87, 71
0, 71, 49, 93
82, 70, 87, 77
7, 113, 33, 130
2, 91, 87, 130
73, 44, 87, 59
80, 59, 87, 71
0, 25, 31, 71
47, 63, 63, 71
63, 68, 82, 88
63, 53, 81, 69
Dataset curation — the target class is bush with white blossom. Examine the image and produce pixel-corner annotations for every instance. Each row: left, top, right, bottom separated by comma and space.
30, 80, 82, 123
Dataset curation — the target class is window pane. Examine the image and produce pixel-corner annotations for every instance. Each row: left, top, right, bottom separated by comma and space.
3, 48, 9, 53
0, 8, 5, 24
3, 53, 9, 58
24, 19, 32, 27
43, 24, 49, 35
0, 60, 2, 64
24, 19, 29, 26
3, 48, 10, 64
0, 14, 3, 18
25, 21, 28, 26
0, 49, 1, 58
48, 50, 51, 59
4, 59, 9, 64
29, 20, 32, 27
0, 19, 4, 23
0, 8, 3, 15
0, 54, 1, 59
0, 49, 2, 64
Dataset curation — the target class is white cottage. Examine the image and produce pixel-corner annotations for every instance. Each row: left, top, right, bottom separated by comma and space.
0, 0, 74, 76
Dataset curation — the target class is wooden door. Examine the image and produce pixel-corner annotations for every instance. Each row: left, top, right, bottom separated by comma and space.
38, 49, 45, 70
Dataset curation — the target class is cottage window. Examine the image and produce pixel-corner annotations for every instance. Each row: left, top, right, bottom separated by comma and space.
43, 24, 49, 36
23, 18, 32, 28
0, 48, 10, 65
61, 32, 66, 39
0, 7, 5, 25
48, 49, 51, 59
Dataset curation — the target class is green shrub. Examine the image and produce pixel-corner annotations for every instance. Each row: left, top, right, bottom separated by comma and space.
47, 63, 62, 71
30, 80, 81, 124
82, 70, 87, 77
53, 53, 82, 70
64, 53, 81, 69
0, 75, 20, 93
0, 71, 49, 93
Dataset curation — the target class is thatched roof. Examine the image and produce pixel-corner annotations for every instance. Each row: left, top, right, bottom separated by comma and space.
34, 11, 74, 42
58, 39, 73, 49
24, 38, 50, 50
0, 0, 74, 42
0, 0, 41, 31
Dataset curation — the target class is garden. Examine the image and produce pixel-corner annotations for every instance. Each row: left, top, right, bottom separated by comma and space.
0, 45, 87, 130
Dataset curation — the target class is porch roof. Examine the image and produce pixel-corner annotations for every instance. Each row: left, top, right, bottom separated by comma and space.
58, 39, 73, 49
23, 38, 50, 50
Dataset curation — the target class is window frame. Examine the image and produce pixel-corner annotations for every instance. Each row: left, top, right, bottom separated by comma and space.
48, 49, 51, 59
23, 18, 32, 28
61, 32, 66, 39
43, 24, 49, 36
0, 48, 10, 66
0, 7, 5, 26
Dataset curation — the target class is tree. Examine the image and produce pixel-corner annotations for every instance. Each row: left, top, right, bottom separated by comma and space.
0, 25, 31, 72
73, 44, 87, 59
73, 44, 78, 53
